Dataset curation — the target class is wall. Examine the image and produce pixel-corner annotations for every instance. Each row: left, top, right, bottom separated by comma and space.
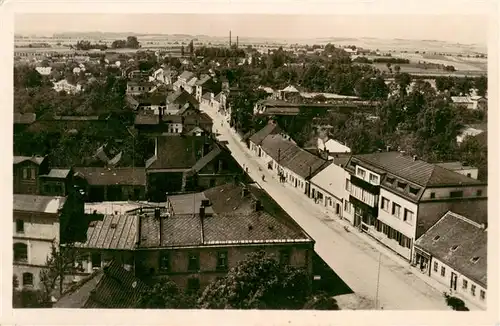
430, 258, 486, 309
378, 188, 418, 239
137, 243, 313, 290
420, 185, 487, 201
13, 265, 45, 290
417, 198, 487, 238
452, 169, 479, 180
13, 211, 60, 244
309, 163, 350, 219
13, 161, 40, 194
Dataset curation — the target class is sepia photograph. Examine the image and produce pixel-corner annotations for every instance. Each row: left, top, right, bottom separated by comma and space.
1, 1, 498, 325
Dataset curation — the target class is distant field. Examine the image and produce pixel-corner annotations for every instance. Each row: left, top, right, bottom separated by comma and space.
395, 53, 487, 72
370, 63, 485, 77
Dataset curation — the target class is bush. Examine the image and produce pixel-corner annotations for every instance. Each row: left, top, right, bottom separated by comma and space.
444, 292, 469, 311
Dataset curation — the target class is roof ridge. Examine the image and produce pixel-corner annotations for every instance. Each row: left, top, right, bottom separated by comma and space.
447, 211, 485, 229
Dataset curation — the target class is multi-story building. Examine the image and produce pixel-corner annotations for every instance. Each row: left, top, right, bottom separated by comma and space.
73, 183, 315, 291
414, 211, 487, 309
13, 156, 49, 195
343, 152, 487, 261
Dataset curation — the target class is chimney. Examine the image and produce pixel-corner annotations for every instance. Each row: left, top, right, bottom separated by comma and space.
136, 214, 142, 247
254, 200, 262, 212
199, 206, 205, 220
242, 187, 249, 198
413, 155, 417, 161
154, 208, 161, 219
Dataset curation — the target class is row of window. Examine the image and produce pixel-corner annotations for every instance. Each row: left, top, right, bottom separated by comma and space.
380, 197, 414, 223
373, 220, 412, 249
433, 262, 486, 300
356, 167, 379, 185
21, 168, 36, 180
346, 180, 378, 207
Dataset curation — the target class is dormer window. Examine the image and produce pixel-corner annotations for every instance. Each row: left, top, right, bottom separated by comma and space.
471, 256, 480, 264
433, 235, 440, 241
386, 177, 395, 185
409, 186, 419, 195
397, 181, 407, 190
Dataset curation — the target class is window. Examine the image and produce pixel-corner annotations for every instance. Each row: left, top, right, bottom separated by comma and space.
159, 252, 170, 271
22, 168, 28, 179
280, 249, 291, 265
471, 284, 476, 296
216, 251, 228, 270
392, 203, 401, 218
430, 192, 436, 199
381, 197, 390, 211
409, 187, 419, 195
188, 253, 200, 271
369, 173, 379, 184
31, 168, 36, 180
462, 279, 468, 289
344, 201, 351, 214
403, 209, 414, 223
476, 190, 483, 196
13, 243, 28, 262
386, 177, 395, 185
345, 179, 351, 192
480, 290, 485, 301
16, 219, 24, 233
441, 266, 446, 277
466, 173, 471, 177
397, 181, 407, 190
22, 272, 33, 286
356, 167, 366, 179
450, 191, 463, 198
91, 253, 101, 269
433, 262, 438, 272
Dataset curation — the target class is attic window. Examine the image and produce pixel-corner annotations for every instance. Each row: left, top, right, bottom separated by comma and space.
433, 235, 440, 241
451, 245, 459, 251
386, 177, 396, 184
409, 187, 419, 195
471, 256, 480, 264
397, 181, 407, 189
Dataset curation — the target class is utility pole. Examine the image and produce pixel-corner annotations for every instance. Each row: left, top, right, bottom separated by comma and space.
277, 148, 281, 182
375, 252, 382, 309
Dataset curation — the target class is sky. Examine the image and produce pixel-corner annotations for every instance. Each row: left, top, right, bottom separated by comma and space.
15, 13, 488, 45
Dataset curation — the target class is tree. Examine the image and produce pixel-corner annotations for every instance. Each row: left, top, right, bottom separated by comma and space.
181, 45, 185, 57
39, 241, 79, 301
137, 277, 196, 309
394, 65, 401, 74
475, 75, 487, 97
188, 40, 194, 56
126, 36, 140, 49
303, 292, 340, 310
386, 62, 392, 73
444, 292, 469, 311
198, 251, 311, 309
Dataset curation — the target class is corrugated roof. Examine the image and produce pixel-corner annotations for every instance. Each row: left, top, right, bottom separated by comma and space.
13, 194, 67, 213
414, 211, 487, 287
13, 155, 45, 165
79, 214, 137, 250
352, 152, 483, 187
73, 167, 146, 186
54, 260, 147, 309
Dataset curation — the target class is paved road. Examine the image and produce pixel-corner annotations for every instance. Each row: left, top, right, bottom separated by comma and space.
204, 104, 450, 310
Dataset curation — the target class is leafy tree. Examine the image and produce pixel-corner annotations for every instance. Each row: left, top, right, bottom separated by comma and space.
39, 241, 79, 301
444, 292, 469, 311
460, 134, 487, 181
475, 75, 487, 97
126, 36, 140, 49
137, 277, 196, 309
303, 292, 340, 310
198, 251, 311, 309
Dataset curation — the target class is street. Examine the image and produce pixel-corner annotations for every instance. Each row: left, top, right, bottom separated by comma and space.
203, 104, 450, 310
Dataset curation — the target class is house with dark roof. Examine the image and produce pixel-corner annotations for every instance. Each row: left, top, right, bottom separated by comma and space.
256, 131, 329, 196
13, 155, 49, 195
342, 151, 487, 261
145, 136, 243, 201
413, 211, 487, 309
73, 167, 147, 202
166, 89, 200, 112
249, 120, 286, 152
54, 260, 147, 309
134, 182, 315, 290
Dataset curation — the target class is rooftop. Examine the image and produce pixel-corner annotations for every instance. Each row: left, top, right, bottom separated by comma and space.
436, 162, 477, 171
249, 121, 282, 146
139, 183, 312, 248
40, 168, 71, 179
73, 167, 146, 186
13, 155, 45, 165
78, 213, 138, 250
145, 135, 209, 170
178, 70, 194, 81
53, 260, 147, 309
414, 211, 487, 288
350, 152, 483, 188
14, 194, 67, 214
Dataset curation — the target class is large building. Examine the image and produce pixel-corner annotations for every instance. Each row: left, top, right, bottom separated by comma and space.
342, 152, 487, 261
72, 183, 315, 291
414, 211, 487, 309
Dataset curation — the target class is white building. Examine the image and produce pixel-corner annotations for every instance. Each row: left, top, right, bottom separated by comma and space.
13, 194, 67, 290
35, 66, 52, 76
414, 211, 487, 310
53, 79, 82, 94
436, 162, 479, 180
456, 124, 487, 144
317, 137, 351, 158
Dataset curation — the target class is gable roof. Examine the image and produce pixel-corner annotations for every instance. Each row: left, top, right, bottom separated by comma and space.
145, 136, 208, 170
53, 260, 147, 308
350, 152, 483, 188
77, 213, 138, 250
73, 167, 146, 186
167, 90, 199, 108
14, 194, 67, 214
260, 134, 328, 179
414, 211, 487, 287
189, 145, 223, 174
13, 155, 45, 165
249, 121, 282, 145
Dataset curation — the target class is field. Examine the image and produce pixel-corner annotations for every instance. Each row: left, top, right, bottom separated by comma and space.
370, 63, 485, 77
